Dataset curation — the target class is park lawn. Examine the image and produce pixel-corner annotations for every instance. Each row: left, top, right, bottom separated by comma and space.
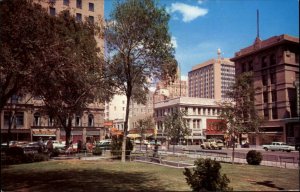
1, 159, 299, 191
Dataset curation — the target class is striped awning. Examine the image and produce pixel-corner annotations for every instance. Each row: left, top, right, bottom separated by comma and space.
32, 129, 56, 136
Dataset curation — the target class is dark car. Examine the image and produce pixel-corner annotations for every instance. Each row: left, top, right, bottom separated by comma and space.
23, 142, 41, 154
95, 140, 112, 150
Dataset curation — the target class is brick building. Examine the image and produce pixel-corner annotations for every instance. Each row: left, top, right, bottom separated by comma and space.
231, 34, 299, 145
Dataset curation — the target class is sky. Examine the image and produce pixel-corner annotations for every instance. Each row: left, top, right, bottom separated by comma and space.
104, 0, 299, 76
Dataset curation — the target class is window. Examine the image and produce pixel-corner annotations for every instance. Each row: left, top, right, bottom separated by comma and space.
264, 108, 269, 120
63, 0, 69, 6
272, 107, 278, 119
49, 7, 56, 16
270, 54, 276, 66
271, 91, 277, 102
15, 112, 24, 127
88, 114, 94, 127
248, 61, 253, 71
34, 113, 41, 126
89, 2, 94, 11
76, 13, 82, 21
48, 116, 53, 126
261, 56, 267, 68
263, 92, 268, 103
75, 115, 81, 126
88, 16, 94, 23
270, 73, 276, 84
262, 74, 268, 86
76, 0, 82, 9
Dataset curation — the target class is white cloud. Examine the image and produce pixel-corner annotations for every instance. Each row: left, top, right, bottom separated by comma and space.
171, 36, 178, 48
169, 3, 208, 22
197, 0, 204, 4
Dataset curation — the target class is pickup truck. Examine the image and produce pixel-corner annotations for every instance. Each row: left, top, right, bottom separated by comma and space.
262, 142, 295, 152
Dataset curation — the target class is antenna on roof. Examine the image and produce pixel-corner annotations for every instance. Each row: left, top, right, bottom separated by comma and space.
256, 9, 260, 38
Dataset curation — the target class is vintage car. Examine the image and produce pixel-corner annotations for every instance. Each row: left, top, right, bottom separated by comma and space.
262, 142, 295, 152
201, 139, 224, 150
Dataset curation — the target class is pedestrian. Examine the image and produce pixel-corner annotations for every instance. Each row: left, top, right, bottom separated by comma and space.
77, 140, 82, 153
38, 137, 44, 153
46, 137, 54, 156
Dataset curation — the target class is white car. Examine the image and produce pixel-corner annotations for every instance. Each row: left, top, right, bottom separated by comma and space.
262, 142, 295, 152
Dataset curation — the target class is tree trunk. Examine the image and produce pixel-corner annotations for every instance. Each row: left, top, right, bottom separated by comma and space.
7, 110, 14, 147
231, 136, 235, 164
65, 117, 73, 148
121, 94, 131, 162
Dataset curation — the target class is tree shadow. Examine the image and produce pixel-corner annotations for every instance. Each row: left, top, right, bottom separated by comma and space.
2, 167, 169, 191
253, 180, 285, 190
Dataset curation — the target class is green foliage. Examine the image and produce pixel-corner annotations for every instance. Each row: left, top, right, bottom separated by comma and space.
183, 158, 232, 191
51, 148, 60, 157
216, 72, 263, 163
92, 147, 103, 156
0, 0, 53, 109
5, 147, 24, 156
246, 150, 262, 165
136, 116, 154, 149
3, 153, 49, 165
106, 0, 177, 162
111, 136, 133, 158
164, 108, 190, 148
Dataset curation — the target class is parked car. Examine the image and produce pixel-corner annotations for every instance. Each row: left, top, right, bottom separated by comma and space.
201, 139, 224, 150
23, 142, 40, 154
95, 139, 112, 150
149, 140, 161, 146
44, 140, 66, 149
262, 142, 295, 152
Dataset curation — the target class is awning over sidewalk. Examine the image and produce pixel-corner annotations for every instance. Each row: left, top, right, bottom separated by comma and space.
32, 129, 56, 137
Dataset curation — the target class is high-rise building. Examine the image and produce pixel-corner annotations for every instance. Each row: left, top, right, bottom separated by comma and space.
0, 0, 105, 143
231, 34, 299, 145
188, 50, 235, 100
153, 68, 188, 103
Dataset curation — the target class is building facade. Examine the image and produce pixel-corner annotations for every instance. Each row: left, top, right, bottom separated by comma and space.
154, 97, 225, 145
188, 50, 235, 100
0, 0, 105, 144
153, 69, 188, 103
231, 34, 299, 145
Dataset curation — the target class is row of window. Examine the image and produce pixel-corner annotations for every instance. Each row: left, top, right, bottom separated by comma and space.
155, 107, 220, 117
3, 112, 96, 128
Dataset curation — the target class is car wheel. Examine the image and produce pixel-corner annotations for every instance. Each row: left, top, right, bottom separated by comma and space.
286, 150, 291, 152
264, 148, 268, 151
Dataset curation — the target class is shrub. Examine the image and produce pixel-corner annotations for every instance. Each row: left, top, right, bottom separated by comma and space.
111, 136, 133, 158
51, 148, 60, 157
3, 153, 49, 165
183, 158, 232, 191
92, 147, 102, 156
246, 150, 262, 165
5, 147, 24, 156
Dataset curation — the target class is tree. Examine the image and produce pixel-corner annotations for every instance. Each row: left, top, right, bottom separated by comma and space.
136, 116, 155, 150
33, 11, 113, 147
105, 0, 177, 162
164, 108, 190, 153
216, 72, 263, 164
0, 0, 57, 110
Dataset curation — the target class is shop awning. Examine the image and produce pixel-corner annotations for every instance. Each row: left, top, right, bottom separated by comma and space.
32, 129, 56, 137
127, 133, 141, 138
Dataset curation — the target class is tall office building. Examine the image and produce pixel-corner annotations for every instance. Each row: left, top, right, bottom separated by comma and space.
231, 34, 299, 145
0, 0, 105, 143
188, 50, 235, 100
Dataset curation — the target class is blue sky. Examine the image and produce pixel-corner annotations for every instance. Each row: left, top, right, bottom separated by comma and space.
104, 0, 299, 76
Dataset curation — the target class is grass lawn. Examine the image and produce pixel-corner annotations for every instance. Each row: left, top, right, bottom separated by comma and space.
1, 159, 299, 191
